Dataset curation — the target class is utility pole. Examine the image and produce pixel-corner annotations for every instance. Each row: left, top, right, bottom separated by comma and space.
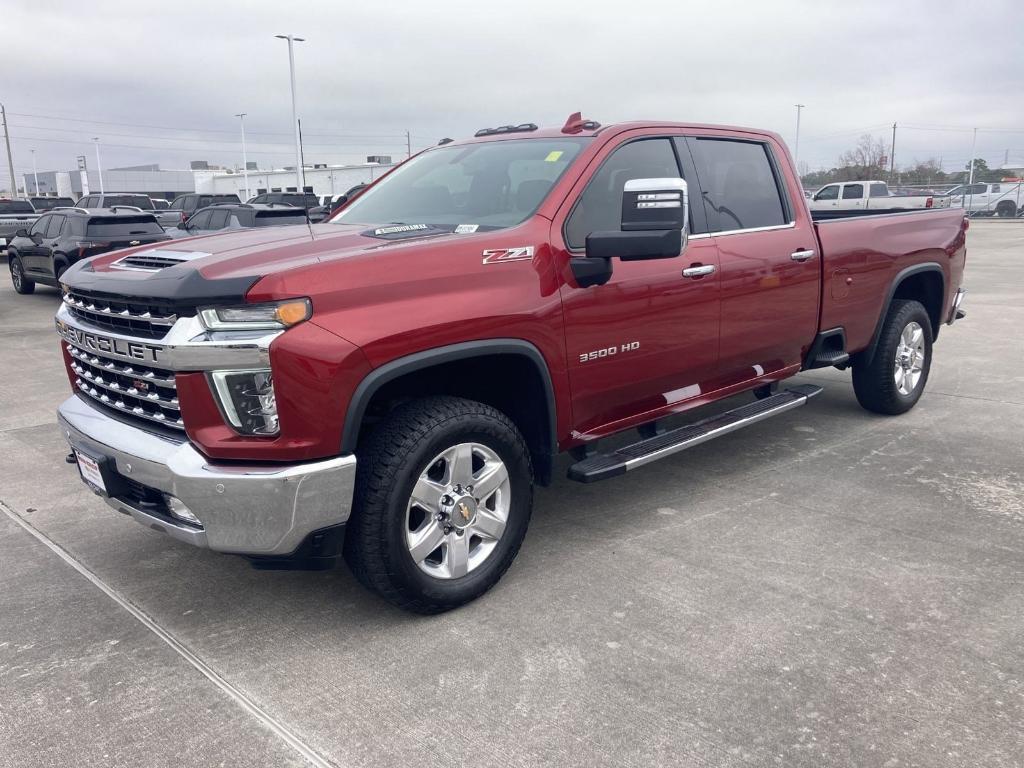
406, 130, 411, 159
274, 34, 306, 193
31, 149, 39, 195
793, 104, 804, 172
1, 102, 16, 198
968, 128, 978, 185
889, 122, 897, 183
235, 113, 249, 200
92, 137, 105, 194
298, 119, 306, 191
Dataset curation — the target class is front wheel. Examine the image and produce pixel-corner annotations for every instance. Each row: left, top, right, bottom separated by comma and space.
852, 299, 933, 415
9, 256, 35, 295
344, 396, 533, 613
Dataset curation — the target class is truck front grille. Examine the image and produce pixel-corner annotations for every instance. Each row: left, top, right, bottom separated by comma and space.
65, 342, 184, 430
64, 290, 189, 340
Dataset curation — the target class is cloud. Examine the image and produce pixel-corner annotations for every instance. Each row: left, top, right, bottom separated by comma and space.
3, 0, 1023, 176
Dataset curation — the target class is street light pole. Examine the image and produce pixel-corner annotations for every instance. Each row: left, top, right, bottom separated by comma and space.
1, 102, 17, 197
92, 137, 105, 194
274, 34, 306, 193
31, 149, 39, 194
793, 104, 805, 174
235, 112, 249, 200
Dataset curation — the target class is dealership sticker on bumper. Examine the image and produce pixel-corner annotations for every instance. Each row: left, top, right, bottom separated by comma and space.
75, 450, 107, 494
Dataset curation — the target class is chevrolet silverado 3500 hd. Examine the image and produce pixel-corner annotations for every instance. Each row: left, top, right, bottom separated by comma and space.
52, 113, 968, 612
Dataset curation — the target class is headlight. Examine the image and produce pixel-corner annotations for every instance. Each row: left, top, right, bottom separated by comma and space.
198, 298, 311, 331
210, 369, 279, 435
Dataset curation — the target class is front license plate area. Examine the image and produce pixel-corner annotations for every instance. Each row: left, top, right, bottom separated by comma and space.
75, 449, 109, 495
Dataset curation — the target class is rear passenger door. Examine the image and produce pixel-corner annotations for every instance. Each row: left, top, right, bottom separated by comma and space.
838, 182, 866, 210
687, 135, 819, 384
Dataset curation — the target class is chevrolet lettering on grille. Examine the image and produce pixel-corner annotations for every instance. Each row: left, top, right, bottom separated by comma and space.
55, 320, 164, 364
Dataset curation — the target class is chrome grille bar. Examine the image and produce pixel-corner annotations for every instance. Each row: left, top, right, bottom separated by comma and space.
70, 362, 180, 410
64, 293, 177, 327
65, 345, 177, 387
75, 380, 185, 429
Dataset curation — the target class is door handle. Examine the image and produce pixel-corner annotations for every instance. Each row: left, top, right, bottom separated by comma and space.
790, 249, 815, 262
682, 264, 716, 278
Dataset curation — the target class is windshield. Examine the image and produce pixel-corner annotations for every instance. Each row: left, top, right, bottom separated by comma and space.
254, 211, 308, 226
104, 195, 154, 209
0, 200, 35, 213
333, 138, 589, 231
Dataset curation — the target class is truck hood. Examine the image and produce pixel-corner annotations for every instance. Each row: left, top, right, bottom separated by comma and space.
62, 222, 465, 301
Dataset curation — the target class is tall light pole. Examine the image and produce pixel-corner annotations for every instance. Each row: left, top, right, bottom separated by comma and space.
274, 34, 306, 193
1, 102, 16, 198
793, 104, 805, 173
92, 137, 105, 194
30, 149, 39, 194
235, 112, 250, 200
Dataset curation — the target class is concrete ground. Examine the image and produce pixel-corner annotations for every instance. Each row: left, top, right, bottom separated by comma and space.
0, 222, 1021, 768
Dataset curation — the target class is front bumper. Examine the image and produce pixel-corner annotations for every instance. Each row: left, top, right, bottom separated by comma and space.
58, 394, 357, 556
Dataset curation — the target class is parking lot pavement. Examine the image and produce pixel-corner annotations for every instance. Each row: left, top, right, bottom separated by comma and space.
1, 221, 1021, 768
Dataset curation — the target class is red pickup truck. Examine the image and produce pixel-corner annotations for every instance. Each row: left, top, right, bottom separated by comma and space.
52, 113, 968, 612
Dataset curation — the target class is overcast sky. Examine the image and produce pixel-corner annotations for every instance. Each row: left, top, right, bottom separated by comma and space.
3, 0, 1023, 182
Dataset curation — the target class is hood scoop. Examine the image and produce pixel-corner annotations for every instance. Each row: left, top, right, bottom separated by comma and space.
111, 249, 214, 272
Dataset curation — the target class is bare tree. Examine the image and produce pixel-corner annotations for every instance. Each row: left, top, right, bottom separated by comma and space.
836, 134, 889, 180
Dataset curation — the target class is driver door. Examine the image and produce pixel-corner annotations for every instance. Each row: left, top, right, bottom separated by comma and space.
555, 135, 721, 437
21, 215, 51, 276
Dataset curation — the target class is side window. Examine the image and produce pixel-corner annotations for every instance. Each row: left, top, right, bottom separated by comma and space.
869, 183, 888, 198
815, 185, 839, 200
208, 210, 230, 229
691, 139, 788, 231
30, 215, 50, 236
45, 215, 65, 238
565, 138, 681, 250
251, 195, 266, 204
188, 210, 213, 229
966, 183, 987, 195
170, 198, 184, 210
990, 184, 1000, 193
842, 183, 864, 200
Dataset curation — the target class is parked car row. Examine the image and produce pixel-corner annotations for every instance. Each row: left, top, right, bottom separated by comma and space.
807, 180, 950, 216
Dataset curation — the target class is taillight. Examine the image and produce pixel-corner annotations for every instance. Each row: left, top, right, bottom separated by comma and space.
925, 197, 933, 208
75, 240, 110, 258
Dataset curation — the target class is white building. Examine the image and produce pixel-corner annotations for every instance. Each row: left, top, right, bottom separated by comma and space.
197, 162, 398, 200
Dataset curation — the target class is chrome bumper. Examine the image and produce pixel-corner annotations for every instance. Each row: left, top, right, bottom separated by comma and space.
58, 395, 357, 556
949, 288, 967, 324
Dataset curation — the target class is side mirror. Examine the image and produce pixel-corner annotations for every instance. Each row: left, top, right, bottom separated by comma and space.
14, 228, 29, 238
570, 178, 688, 288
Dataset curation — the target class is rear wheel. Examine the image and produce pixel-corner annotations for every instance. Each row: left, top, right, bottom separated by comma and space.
344, 396, 533, 613
9, 256, 35, 295
996, 201, 1016, 218
852, 299, 932, 415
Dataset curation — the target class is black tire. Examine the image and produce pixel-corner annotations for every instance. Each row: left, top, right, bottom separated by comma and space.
9, 255, 35, 295
344, 395, 533, 613
996, 202, 1016, 218
852, 299, 933, 415
752, 383, 778, 400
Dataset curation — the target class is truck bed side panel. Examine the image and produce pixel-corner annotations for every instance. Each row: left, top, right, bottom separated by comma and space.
815, 209, 966, 354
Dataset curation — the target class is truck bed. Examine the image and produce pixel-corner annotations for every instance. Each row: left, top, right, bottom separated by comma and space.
815, 207, 967, 355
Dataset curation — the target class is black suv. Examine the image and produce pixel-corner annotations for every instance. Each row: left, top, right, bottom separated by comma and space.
168, 193, 242, 224
249, 191, 320, 210
170, 203, 308, 238
7, 208, 170, 294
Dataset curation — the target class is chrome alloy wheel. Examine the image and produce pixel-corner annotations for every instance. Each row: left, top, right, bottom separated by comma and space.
894, 321, 926, 396
11, 260, 23, 291
405, 443, 511, 579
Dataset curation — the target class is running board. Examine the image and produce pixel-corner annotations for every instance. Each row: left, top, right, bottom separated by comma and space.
567, 384, 823, 483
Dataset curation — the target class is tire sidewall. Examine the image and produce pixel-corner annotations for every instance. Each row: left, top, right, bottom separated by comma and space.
10, 255, 31, 294
880, 302, 933, 411
378, 414, 532, 605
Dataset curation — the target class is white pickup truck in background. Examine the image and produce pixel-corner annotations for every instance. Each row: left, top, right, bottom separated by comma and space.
809, 180, 950, 217
0, 199, 42, 254
944, 182, 1023, 217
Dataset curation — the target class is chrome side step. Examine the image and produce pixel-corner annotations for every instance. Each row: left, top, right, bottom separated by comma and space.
566, 384, 823, 483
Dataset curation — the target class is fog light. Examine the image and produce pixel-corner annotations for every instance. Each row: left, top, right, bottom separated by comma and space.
164, 494, 202, 527
209, 369, 279, 436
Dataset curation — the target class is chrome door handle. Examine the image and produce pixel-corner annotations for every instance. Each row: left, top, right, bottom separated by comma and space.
790, 249, 815, 262
682, 264, 716, 278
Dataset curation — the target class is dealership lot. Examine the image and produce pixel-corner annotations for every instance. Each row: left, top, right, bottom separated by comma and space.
0, 222, 1021, 767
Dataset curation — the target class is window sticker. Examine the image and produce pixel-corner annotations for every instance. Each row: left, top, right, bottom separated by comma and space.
544, 151, 564, 162
454, 224, 479, 234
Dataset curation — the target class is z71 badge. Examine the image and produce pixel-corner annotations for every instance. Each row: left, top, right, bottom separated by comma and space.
482, 246, 534, 265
